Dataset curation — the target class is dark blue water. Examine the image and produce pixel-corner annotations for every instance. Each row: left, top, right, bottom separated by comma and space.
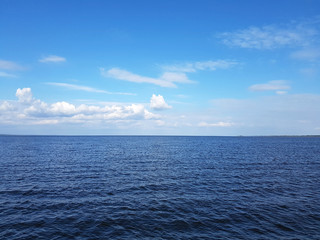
0, 136, 319, 239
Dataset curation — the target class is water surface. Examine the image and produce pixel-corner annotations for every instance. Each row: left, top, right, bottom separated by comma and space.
0, 136, 319, 239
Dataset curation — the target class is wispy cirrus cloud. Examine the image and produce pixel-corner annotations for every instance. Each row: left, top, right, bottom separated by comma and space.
161, 60, 238, 72
299, 67, 318, 77
0, 59, 25, 70
101, 67, 194, 88
0, 71, 17, 78
198, 121, 234, 127
39, 55, 66, 63
46, 82, 135, 95
102, 60, 237, 88
249, 80, 290, 94
0, 59, 25, 78
219, 18, 319, 49
290, 48, 320, 61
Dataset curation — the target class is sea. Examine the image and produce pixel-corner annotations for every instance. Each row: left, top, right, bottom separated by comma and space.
0, 135, 319, 239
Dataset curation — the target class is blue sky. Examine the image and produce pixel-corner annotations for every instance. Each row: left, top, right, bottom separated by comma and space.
1, 0, 320, 135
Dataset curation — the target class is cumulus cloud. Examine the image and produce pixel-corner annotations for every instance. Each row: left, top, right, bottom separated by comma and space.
39, 55, 66, 63
16, 88, 33, 103
249, 80, 290, 93
150, 94, 172, 110
0, 88, 159, 126
46, 82, 135, 95
0, 101, 14, 111
50, 101, 76, 116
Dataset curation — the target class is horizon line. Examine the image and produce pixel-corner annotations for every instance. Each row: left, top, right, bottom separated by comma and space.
1, 134, 319, 137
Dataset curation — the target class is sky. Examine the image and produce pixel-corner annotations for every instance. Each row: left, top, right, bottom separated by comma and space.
1, 0, 320, 135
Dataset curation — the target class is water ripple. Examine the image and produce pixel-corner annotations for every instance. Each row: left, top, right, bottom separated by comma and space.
0, 136, 319, 239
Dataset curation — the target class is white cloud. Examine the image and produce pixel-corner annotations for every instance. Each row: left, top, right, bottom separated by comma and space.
290, 48, 320, 61
102, 67, 173, 87
198, 121, 234, 127
16, 88, 33, 103
39, 55, 66, 63
162, 60, 238, 73
276, 91, 288, 95
176, 94, 189, 99
0, 59, 25, 70
219, 20, 318, 49
0, 88, 160, 126
102, 60, 236, 88
0, 101, 14, 111
46, 82, 135, 95
160, 72, 193, 83
195, 60, 238, 70
209, 94, 320, 135
155, 120, 165, 126
249, 80, 290, 92
161, 63, 196, 73
150, 94, 172, 110
50, 101, 77, 116
299, 67, 318, 77
0, 71, 17, 78
101, 67, 193, 88
32, 119, 59, 125
2, 89, 319, 135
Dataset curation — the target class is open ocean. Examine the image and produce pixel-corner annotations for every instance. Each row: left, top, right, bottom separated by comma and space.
0, 136, 319, 239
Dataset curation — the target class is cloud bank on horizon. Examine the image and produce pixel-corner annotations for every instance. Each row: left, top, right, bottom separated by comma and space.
0, 1, 320, 135
1, 88, 161, 124
1, 87, 319, 135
